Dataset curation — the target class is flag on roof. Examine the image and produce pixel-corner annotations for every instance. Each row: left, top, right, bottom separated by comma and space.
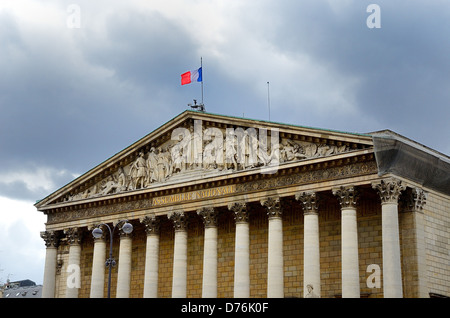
181, 67, 202, 85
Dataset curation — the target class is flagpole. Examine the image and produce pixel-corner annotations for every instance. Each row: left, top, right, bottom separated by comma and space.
201, 57, 204, 106
267, 81, 271, 121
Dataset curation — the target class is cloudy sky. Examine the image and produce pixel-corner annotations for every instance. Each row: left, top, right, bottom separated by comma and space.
0, 0, 449, 285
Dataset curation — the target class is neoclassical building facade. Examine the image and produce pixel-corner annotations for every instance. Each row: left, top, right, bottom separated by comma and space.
35, 110, 450, 298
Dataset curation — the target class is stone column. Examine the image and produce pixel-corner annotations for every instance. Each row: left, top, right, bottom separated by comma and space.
141, 214, 160, 298
89, 225, 106, 298
333, 185, 360, 298
65, 227, 82, 298
372, 178, 405, 298
296, 191, 321, 298
400, 187, 428, 298
40, 230, 60, 298
261, 196, 284, 298
228, 201, 250, 298
197, 207, 218, 298
116, 223, 133, 298
168, 210, 188, 298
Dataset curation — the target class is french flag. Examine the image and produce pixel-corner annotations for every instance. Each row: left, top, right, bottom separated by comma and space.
181, 67, 202, 85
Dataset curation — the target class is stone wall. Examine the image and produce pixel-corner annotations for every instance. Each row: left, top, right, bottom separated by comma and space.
423, 192, 450, 296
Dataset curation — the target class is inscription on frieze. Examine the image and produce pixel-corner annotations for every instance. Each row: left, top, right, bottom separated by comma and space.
152, 185, 236, 206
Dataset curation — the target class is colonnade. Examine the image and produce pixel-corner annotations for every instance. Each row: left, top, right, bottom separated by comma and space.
40, 178, 426, 298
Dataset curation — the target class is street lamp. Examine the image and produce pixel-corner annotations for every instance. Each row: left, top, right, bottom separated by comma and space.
92, 219, 133, 298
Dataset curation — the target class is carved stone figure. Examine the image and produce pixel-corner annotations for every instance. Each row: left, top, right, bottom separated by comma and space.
293, 143, 307, 160
305, 284, 318, 298
129, 151, 147, 189
156, 147, 166, 182
175, 130, 191, 171
162, 147, 172, 179
281, 140, 296, 162
190, 125, 203, 169
245, 130, 258, 169
225, 131, 237, 170
202, 128, 222, 170
203, 139, 217, 170
171, 143, 184, 174
99, 176, 118, 196
117, 167, 128, 191
146, 147, 158, 185
304, 143, 318, 158
257, 137, 271, 167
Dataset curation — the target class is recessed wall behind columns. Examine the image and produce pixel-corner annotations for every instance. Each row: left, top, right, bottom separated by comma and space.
283, 190, 383, 298
317, 189, 383, 298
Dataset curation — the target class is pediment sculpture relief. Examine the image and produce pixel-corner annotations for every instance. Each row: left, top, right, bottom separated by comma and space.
62, 124, 349, 202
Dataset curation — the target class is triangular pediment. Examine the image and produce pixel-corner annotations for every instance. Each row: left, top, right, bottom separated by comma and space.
35, 110, 374, 210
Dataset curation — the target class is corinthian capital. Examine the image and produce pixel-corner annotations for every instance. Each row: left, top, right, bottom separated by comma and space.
168, 210, 187, 231
372, 178, 405, 204
295, 191, 319, 215
197, 207, 218, 228
332, 185, 359, 209
40, 230, 60, 248
64, 227, 82, 245
402, 187, 427, 212
228, 201, 248, 223
261, 196, 282, 219
141, 214, 160, 235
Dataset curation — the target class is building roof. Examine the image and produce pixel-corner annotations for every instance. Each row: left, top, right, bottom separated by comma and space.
2, 285, 42, 298
2, 280, 42, 298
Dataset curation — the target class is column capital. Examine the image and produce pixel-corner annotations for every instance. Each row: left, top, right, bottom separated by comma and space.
64, 227, 82, 245
168, 210, 188, 232
141, 214, 160, 235
261, 196, 282, 219
332, 185, 359, 209
40, 230, 60, 248
228, 201, 248, 223
401, 187, 427, 212
295, 191, 320, 215
372, 178, 406, 204
197, 207, 218, 228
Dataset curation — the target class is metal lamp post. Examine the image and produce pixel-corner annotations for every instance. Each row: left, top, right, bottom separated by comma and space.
92, 220, 133, 298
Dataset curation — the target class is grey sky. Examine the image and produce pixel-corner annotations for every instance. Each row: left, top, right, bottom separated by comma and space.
0, 0, 449, 284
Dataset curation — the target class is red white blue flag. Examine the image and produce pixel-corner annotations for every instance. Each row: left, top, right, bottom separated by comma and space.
181, 67, 202, 85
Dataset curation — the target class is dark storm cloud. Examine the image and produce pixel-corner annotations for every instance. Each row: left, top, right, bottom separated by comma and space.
81, 10, 198, 85
0, 180, 44, 202
247, 0, 450, 154
0, 4, 199, 177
